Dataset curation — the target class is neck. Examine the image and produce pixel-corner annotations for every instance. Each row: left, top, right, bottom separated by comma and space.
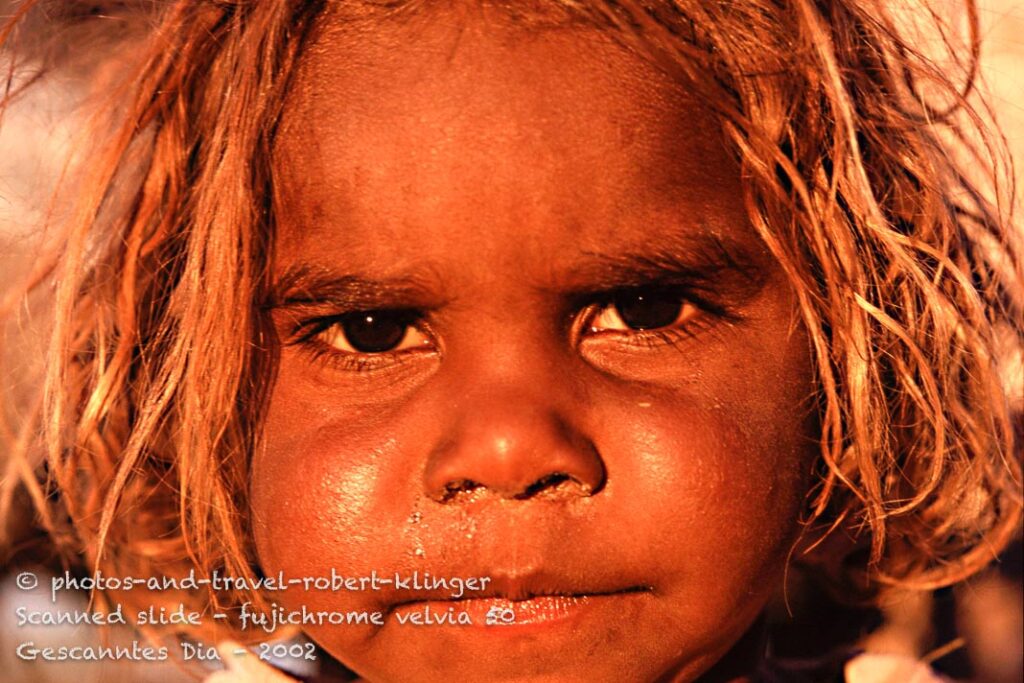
687, 616, 769, 683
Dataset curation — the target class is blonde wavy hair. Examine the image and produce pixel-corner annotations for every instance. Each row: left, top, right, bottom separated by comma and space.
1, 0, 1021, 642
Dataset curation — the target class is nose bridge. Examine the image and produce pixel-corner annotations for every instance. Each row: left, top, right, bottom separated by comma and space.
423, 371, 606, 502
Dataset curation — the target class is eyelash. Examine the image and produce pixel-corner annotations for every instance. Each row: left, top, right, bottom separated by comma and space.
578, 288, 726, 347
584, 313, 714, 349
286, 288, 733, 373
298, 343, 421, 373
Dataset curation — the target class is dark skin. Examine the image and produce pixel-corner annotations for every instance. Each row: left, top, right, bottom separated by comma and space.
253, 9, 818, 683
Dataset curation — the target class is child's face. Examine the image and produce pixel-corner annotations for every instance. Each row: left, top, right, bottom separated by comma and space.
253, 11, 817, 683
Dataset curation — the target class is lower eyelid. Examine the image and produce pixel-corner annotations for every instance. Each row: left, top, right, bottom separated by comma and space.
298, 340, 437, 374
590, 322, 704, 344
579, 316, 716, 355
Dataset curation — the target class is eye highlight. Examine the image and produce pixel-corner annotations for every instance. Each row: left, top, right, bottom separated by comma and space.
588, 288, 698, 333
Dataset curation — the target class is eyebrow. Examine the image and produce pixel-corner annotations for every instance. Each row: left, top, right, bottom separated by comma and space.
265, 264, 446, 313
266, 235, 767, 313
558, 234, 767, 299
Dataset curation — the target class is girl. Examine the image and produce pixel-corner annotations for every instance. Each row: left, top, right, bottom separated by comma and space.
1, 1, 1021, 681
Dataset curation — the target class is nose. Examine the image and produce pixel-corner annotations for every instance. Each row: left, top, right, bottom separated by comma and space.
423, 389, 606, 502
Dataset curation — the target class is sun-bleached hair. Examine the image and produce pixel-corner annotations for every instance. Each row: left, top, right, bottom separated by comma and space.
1, 0, 1021, 640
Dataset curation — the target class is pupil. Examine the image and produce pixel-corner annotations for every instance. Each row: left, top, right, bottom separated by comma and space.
341, 311, 408, 353
614, 290, 682, 330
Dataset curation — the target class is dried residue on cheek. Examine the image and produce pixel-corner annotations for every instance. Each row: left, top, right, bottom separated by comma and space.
403, 499, 428, 559
401, 494, 487, 564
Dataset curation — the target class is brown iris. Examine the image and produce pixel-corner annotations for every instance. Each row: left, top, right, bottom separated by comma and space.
612, 289, 684, 330
338, 311, 411, 353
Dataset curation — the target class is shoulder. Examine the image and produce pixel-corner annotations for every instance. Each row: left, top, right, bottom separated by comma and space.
760, 650, 947, 683
203, 642, 300, 683
843, 653, 948, 683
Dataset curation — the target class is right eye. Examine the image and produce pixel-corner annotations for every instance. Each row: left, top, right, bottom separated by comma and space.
306, 310, 431, 354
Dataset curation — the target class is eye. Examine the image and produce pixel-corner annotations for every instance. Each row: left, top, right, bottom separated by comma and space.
315, 310, 431, 354
588, 288, 698, 333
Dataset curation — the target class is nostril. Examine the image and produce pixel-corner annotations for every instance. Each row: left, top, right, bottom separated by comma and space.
440, 478, 481, 502
435, 470, 602, 503
515, 472, 569, 499
514, 471, 597, 500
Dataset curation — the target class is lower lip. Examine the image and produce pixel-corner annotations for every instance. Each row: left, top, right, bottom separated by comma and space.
462, 595, 592, 627
392, 593, 607, 633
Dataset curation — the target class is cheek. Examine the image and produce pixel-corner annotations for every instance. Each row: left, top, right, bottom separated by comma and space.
583, 346, 816, 669
251, 372, 408, 581
602, 389, 814, 565
593, 361, 816, 610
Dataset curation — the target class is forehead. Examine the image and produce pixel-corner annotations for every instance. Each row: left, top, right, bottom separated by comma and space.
272, 10, 751, 275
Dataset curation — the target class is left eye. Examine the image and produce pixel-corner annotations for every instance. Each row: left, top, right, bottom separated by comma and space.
316, 311, 430, 354
589, 289, 697, 332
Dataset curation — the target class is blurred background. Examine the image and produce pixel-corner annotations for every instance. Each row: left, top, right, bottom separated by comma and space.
0, 1, 1021, 682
